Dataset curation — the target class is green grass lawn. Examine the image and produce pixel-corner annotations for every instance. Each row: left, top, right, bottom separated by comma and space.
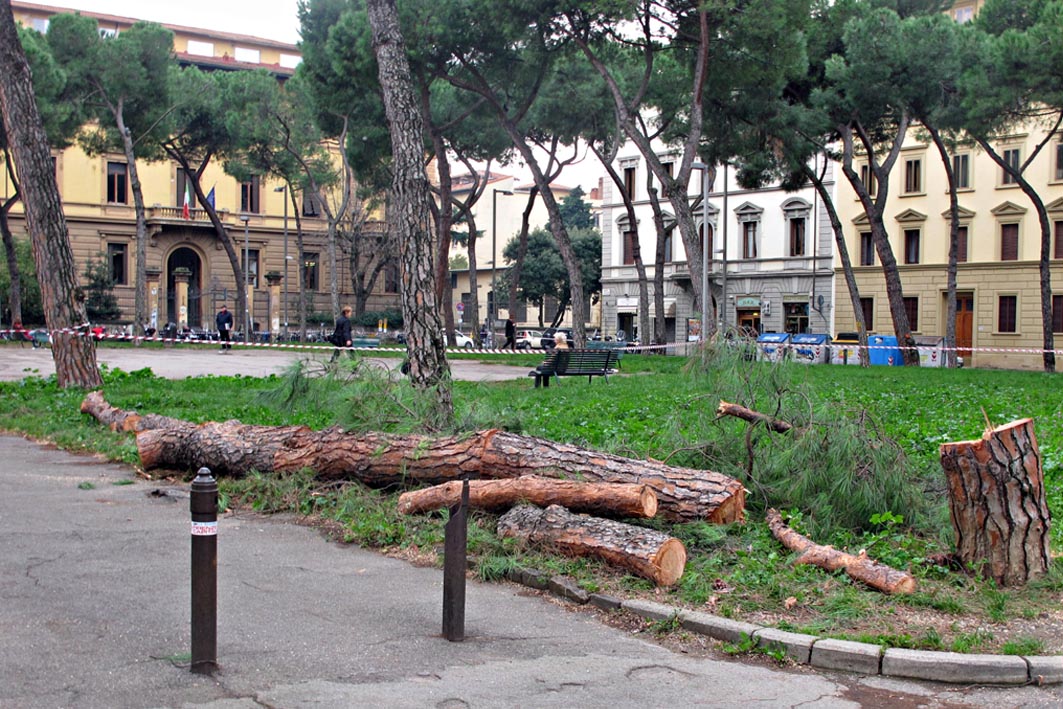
2, 349, 1062, 654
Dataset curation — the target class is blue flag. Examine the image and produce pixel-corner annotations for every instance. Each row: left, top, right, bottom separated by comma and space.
205, 186, 216, 209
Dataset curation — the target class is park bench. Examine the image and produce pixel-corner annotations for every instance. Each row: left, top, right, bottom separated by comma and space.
528, 349, 618, 388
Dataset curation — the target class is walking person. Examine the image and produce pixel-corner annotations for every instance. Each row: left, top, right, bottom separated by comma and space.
503, 316, 516, 350
216, 305, 233, 352
330, 306, 353, 362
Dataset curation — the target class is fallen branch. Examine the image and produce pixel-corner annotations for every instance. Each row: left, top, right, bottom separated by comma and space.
716, 400, 794, 433
497, 504, 686, 586
81, 394, 745, 523
398, 476, 657, 518
765, 508, 916, 594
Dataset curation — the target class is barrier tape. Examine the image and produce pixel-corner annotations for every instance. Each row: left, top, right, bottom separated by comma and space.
3, 327, 1062, 357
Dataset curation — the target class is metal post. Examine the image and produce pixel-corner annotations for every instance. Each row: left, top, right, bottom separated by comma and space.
442, 478, 470, 641
240, 214, 251, 340
190, 467, 218, 674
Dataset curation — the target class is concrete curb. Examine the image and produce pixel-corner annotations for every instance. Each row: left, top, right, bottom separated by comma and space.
504, 564, 1062, 686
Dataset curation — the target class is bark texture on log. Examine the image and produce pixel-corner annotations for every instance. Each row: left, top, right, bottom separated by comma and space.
82, 395, 744, 523
497, 504, 686, 586
80, 391, 184, 433
940, 419, 1051, 586
397, 476, 657, 518
766, 508, 916, 594
716, 401, 794, 433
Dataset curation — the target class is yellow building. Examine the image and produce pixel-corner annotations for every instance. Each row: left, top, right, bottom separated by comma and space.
5, 2, 397, 335
834, 124, 1063, 369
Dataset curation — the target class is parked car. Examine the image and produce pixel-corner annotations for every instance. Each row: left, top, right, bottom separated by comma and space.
515, 329, 543, 349
453, 330, 475, 348
540, 327, 573, 350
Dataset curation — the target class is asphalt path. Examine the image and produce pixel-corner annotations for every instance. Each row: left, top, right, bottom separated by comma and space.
0, 342, 532, 383
4, 436, 1062, 708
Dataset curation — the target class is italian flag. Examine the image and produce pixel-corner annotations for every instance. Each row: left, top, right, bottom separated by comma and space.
182, 182, 191, 220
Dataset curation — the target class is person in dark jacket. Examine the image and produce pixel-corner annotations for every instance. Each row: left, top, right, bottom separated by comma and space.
330, 305, 353, 361
216, 305, 234, 352
503, 317, 516, 350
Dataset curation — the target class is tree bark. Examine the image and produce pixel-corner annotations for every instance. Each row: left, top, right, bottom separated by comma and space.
766, 509, 916, 595
81, 395, 745, 523
0, 2, 101, 388
939, 419, 1051, 586
398, 476, 657, 518
497, 504, 686, 586
716, 401, 794, 433
0, 179, 22, 326
366, 0, 452, 416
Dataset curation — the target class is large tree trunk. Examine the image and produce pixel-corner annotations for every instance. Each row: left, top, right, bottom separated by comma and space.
0, 2, 101, 388
398, 476, 657, 518
939, 419, 1051, 586
366, 0, 452, 417
766, 508, 916, 595
81, 394, 745, 523
0, 183, 22, 326
498, 504, 686, 586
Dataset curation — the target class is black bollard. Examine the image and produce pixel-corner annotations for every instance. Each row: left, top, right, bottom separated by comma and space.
190, 467, 218, 674
442, 477, 470, 642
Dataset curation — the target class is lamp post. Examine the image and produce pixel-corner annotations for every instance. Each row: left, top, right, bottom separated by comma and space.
691, 162, 711, 340
239, 214, 251, 340
490, 188, 513, 343
274, 186, 289, 338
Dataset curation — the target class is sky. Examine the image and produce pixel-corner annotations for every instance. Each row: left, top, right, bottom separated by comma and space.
36, 0, 303, 44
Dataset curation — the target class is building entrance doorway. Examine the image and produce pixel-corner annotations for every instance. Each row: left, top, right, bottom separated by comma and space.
737, 309, 761, 336
166, 247, 202, 328
954, 292, 973, 362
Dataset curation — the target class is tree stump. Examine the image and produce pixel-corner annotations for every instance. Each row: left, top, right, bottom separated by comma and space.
497, 504, 686, 586
940, 419, 1051, 586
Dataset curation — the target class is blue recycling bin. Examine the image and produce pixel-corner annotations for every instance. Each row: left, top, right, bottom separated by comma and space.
790, 333, 829, 364
756, 332, 790, 362
867, 335, 904, 366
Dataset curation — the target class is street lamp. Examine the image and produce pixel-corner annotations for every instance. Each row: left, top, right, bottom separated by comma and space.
691, 162, 711, 340
239, 213, 251, 340
491, 188, 513, 342
274, 185, 289, 339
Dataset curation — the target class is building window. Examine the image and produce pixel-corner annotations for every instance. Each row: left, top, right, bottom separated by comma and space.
662, 230, 673, 263
660, 161, 673, 197
1054, 294, 1063, 333
859, 231, 874, 266
1001, 223, 1019, 261
623, 166, 636, 200
998, 295, 1017, 333
742, 222, 758, 259
303, 252, 319, 291
240, 176, 261, 213
1055, 143, 1063, 181
954, 5, 974, 23
234, 46, 261, 63
107, 243, 127, 286
106, 161, 127, 204
176, 169, 197, 209
903, 158, 922, 194
789, 218, 806, 257
187, 40, 214, 57
622, 230, 637, 266
301, 190, 320, 217
860, 297, 874, 331
903, 296, 919, 332
956, 225, 969, 263
280, 53, 302, 69
31, 18, 49, 33
384, 263, 400, 294
953, 153, 970, 189
1055, 221, 1063, 259
784, 302, 809, 335
1002, 148, 1021, 185
903, 229, 921, 264
243, 249, 260, 289
859, 163, 877, 195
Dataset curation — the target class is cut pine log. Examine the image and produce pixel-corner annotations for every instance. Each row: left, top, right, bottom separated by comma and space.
80, 390, 184, 432
766, 508, 916, 594
497, 504, 686, 586
940, 418, 1051, 586
80, 395, 745, 524
716, 400, 794, 433
398, 476, 657, 518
